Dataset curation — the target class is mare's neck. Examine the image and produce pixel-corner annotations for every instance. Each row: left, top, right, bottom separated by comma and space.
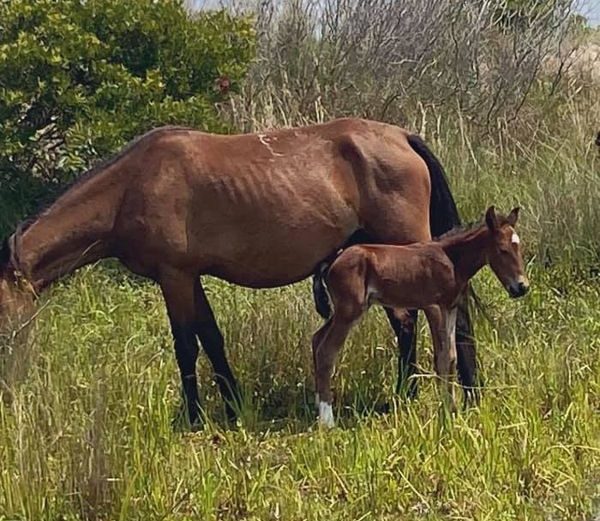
14, 167, 123, 290
440, 225, 491, 284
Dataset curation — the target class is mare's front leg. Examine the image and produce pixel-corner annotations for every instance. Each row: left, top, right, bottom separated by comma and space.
193, 279, 241, 422
424, 305, 457, 412
160, 269, 202, 428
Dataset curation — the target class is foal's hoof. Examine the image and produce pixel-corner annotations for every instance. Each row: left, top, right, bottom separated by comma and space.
318, 401, 336, 429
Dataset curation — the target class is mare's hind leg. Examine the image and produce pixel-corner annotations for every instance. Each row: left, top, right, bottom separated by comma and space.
455, 291, 480, 405
385, 307, 419, 399
160, 270, 202, 428
193, 279, 241, 422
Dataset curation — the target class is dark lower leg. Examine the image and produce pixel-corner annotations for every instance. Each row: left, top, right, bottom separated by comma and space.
194, 281, 240, 420
196, 321, 241, 420
455, 294, 480, 405
385, 307, 419, 398
170, 322, 202, 426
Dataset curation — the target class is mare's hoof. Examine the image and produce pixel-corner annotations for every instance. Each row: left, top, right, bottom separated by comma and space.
463, 387, 481, 409
374, 402, 391, 414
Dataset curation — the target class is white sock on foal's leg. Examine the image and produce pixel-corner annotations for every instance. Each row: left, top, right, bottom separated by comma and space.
319, 401, 335, 428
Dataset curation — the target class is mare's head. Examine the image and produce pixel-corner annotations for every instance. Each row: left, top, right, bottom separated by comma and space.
0, 236, 34, 331
485, 206, 529, 299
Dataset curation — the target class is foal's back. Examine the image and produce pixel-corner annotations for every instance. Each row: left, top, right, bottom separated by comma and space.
327, 243, 456, 313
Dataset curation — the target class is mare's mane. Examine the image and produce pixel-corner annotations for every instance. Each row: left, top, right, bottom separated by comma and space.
13, 125, 193, 237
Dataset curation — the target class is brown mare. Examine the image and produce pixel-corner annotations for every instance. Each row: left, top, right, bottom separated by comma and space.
0, 118, 477, 426
313, 206, 528, 427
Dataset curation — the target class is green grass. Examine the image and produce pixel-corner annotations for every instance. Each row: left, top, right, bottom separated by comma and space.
1, 97, 599, 519
0, 264, 598, 520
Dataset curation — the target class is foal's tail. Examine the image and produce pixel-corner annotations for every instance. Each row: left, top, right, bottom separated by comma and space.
313, 229, 373, 319
313, 261, 333, 319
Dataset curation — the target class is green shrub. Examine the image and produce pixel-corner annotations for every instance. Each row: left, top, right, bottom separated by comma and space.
0, 0, 255, 229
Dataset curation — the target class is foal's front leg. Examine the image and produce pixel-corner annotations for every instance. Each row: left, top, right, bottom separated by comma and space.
424, 305, 457, 412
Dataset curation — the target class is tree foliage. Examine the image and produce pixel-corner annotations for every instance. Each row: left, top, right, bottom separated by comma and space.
0, 0, 255, 201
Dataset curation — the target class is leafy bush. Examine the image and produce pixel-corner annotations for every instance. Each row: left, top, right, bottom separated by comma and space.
0, 0, 255, 226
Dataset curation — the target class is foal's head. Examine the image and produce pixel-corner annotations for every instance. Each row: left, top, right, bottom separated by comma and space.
485, 206, 529, 298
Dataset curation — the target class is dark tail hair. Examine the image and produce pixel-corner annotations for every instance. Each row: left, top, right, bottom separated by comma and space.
312, 261, 332, 319
406, 134, 461, 235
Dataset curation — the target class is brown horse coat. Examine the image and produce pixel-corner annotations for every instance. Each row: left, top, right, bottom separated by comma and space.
0, 118, 475, 425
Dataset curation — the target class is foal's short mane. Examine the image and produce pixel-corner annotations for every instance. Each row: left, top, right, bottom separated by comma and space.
435, 212, 513, 244
434, 220, 483, 241
15, 125, 193, 237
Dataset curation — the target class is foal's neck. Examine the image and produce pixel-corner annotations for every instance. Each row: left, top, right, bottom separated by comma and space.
440, 225, 491, 284
13, 166, 122, 290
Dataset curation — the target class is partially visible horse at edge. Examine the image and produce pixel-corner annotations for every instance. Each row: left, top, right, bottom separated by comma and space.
0, 118, 478, 427
313, 206, 528, 427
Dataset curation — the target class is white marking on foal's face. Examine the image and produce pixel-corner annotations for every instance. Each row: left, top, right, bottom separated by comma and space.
319, 401, 335, 428
511, 232, 520, 245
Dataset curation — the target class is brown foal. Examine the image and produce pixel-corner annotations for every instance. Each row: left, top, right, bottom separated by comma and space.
313, 206, 529, 427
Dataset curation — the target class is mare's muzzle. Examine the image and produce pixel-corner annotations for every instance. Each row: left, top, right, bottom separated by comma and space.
508, 280, 529, 299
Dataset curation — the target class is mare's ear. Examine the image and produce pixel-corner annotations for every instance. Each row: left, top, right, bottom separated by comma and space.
485, 206, 498, 231
0, 237, 10, 277
506, 207, 520, 226
0, 237, 10, 266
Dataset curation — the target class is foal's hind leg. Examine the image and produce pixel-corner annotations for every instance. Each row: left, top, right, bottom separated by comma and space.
193, 279, 241, 422
312, 318, 332, 409
313, 313, 360, 427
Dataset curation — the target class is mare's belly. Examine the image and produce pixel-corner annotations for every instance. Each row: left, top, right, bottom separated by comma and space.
205, 220, 356, 288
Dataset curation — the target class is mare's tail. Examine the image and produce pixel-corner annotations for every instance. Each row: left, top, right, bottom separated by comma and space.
407, 134, 480, 393
406, 134, 461, 236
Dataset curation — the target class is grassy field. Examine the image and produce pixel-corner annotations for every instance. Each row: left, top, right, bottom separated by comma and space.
1, 108, 599, 519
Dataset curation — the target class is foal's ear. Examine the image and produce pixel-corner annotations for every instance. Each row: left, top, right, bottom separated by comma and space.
485, 206, 498, 231
506, 207, 520, 226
